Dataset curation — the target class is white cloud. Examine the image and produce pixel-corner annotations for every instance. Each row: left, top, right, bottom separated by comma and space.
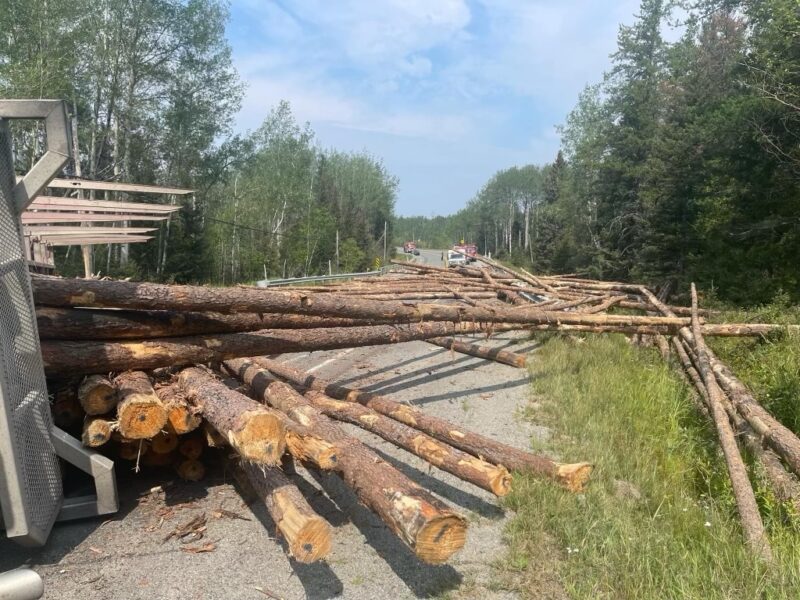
281, 0, 470, 66
229, 0, 658, 212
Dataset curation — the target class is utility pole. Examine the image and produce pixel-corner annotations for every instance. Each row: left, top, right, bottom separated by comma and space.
383, 221, 387, 263
335, 229, 339, 272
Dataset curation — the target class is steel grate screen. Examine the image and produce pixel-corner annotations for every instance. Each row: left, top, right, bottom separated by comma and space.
0, 119, 62, 543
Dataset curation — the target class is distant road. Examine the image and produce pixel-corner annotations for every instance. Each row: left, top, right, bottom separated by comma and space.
395, 247, 446, 268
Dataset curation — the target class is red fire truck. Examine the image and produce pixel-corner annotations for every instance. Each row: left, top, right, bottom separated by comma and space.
452, 242, 477, 262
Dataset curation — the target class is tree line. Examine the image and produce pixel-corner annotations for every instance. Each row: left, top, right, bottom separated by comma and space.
398, 0, 800, 304
1, 0, 396, 283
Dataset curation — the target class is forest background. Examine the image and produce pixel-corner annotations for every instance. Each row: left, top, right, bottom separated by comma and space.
3, 0, 798, 304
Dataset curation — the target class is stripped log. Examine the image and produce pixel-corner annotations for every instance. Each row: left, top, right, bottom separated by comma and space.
690, 284, 772, 561
427, 337, 527, 368
251, 358, 592, 491
240, 461, 332, 563
177, 367, 286, 465
224, 358, 468, 564
77, 375, 117, 415
302, 389, 512, 496
114, 371, 167, 439
81, 415, 113, 447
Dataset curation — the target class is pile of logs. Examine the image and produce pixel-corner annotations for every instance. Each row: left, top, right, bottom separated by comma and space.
36, 253, 799, 565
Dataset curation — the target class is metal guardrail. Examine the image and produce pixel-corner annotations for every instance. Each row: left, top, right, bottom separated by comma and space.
256, 268, 388, 287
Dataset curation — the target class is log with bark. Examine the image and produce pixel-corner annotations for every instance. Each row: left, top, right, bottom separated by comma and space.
177, 367, 286, 465
239, 461, 333, 563
41, 321, 526, 376
426, 337, 527, 368
77, 374, 117, 415
301, 389, 512, 496
250, 358, 592, 492
155, 383, 202, 435
36, 306, 392, 339
674, 336, 800, 510
31, 274, 691, 329
114, 371, 168, 439
81, 415, 113, 447
224, 358, 468, 564
689, 284, 772, 561
641, 287, 800, 478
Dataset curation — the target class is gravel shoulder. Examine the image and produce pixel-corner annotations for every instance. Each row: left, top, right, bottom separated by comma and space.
1, 331, 549, 599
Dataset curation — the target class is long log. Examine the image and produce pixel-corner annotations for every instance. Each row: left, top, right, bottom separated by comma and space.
481, 268, 526, 305
240, 461, 332, 563
114, 371, 167, 439
251, 358, 592, 491
690, 284, 771, 561
302, 389, 512, 496
31, 274, 692, 329
40, 321, 526, 376
224, 358, 467, 564
641, 287, 800, 477
36, 306, 386, 339
177, 367, 286, 465
426, 337, 527, 368
675, 336, 800, 510
40, 304, 788, 343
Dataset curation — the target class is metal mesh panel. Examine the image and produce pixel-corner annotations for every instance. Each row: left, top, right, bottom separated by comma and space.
0, 119, 62, 545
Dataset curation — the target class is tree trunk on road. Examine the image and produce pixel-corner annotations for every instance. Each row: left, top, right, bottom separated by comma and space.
224, 358, 468, 564
177, 367, 286, 465
251, 358, 593, 492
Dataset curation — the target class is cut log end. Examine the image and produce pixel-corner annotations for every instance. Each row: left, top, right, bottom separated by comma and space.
490, 466, 513, 497
555, 462, 593, 492
78, 375, 117, 415
230, 409, 286, 465
176, 459, 206, 481
119, 440, 148, 461
151, 430, 179, 454
179, 436, 205, 460
290, 518, 333, 563
117, 395, 168, 439
167, 403, 202, 435
285, 431, 339, 470
414, 514, 468, 564
271, 488, 333, 562
81, 416, 113, 447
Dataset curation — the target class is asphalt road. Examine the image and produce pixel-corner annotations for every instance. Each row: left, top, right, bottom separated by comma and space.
1, 331, 548, 599
396, 247, 446, 267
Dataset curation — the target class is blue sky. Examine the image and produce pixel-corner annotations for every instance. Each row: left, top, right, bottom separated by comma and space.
226, 0, 642, 216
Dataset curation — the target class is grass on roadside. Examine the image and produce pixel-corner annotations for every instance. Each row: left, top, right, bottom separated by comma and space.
498, 333, 800, 599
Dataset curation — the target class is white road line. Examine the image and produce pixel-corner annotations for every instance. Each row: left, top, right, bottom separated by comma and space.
307, 347, 357, 373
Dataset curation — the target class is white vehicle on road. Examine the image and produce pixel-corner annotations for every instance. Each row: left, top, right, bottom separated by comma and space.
446, 250, 468, 267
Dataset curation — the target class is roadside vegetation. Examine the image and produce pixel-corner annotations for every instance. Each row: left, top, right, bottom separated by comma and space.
500, 326, 800, 599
